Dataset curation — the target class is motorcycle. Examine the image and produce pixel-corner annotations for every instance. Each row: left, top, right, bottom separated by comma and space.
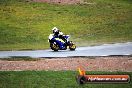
48, 34, 76, 51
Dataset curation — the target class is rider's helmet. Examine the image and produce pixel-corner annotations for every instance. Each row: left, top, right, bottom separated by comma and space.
52, 27, 59, 35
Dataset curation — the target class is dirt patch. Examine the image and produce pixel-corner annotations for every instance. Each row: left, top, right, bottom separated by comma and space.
30, 0, 83, 4
0, 56, 132, 72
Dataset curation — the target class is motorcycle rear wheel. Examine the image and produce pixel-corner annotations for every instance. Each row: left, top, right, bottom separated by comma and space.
50, 43, 59, 51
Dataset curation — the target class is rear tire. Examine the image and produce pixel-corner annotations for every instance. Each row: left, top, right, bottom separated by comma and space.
50, 43, 59, 51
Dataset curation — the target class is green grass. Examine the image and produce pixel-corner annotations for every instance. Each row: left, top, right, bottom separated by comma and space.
0, 0, 132, 50
0, 71, 132, 88
0, 57, 40, 61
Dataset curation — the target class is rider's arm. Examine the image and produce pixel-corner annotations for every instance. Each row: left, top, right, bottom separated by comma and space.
58, 32, 64, 38
59, 32, 63, 35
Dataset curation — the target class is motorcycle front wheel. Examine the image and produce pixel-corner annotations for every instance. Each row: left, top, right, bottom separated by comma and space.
69, 43, 76, 51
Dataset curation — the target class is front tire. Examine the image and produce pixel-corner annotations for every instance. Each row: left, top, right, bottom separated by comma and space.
69, 43, 76, 51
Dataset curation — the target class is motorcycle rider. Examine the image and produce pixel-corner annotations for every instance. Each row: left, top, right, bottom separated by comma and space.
52, 27, 66, 42
49, 27, 76, 51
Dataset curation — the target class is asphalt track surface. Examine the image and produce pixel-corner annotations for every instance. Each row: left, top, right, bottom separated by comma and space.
0, 42, 132, 58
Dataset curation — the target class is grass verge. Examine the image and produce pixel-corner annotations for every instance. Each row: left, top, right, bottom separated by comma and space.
0, 56, 40, 61
0, 71, 132, 88
0, 0, 132, 50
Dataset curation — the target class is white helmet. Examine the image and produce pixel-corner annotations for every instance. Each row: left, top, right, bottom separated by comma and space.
52, 27, 59, 34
